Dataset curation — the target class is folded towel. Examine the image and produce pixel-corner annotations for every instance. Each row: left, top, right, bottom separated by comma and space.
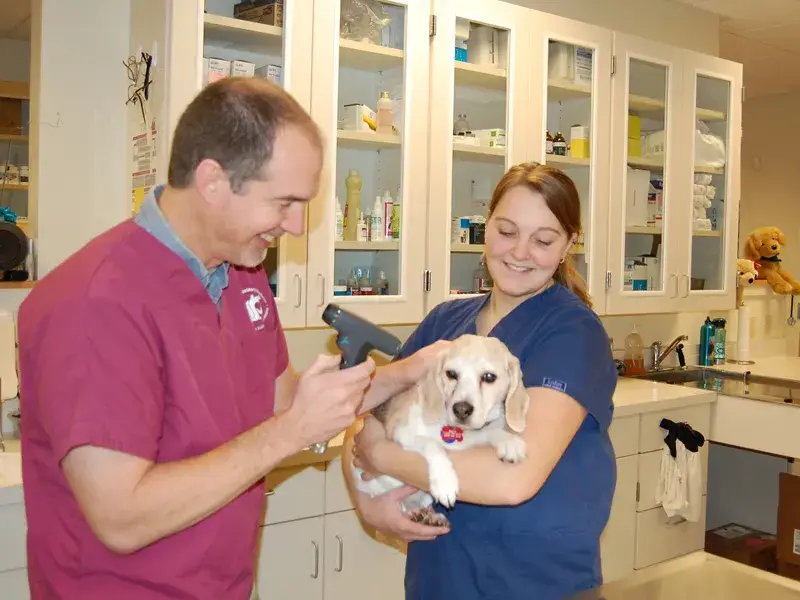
655, 419, 705, 522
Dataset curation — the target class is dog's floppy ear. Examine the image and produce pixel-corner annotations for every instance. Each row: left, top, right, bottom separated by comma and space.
419, 350, 447, 423
504, 353, 530, 433
745, 233, 760, 259
777, 228, 787, 246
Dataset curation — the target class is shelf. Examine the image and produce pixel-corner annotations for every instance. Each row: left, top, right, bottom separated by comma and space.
629, 94, 665, 114
454, 61, 507, 91
696, 107, 726, 122
0, 134, 27, 143
548, 78, 591, 102
451, 243, 484, 254
339, 39, 403, 71
203, 13, 283, 55
694, 164, 724, 175
0, 81, 29, 100
337, 130, 401, 150
0, 281, 34, 289
0, 184, 28, 192
693, 229, 723, 237
546, 155, 590, 168
627, 157, 664, 171
626, 225, 662, 235
335, 241, 399, 251
452, 144, 505, 163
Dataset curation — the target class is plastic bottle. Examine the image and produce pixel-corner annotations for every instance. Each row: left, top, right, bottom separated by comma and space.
454, 113, 470, 135
699, 317, 715, 366
546, 130, 554, 155
346, 269, 359, 295
390, 191, 401, 241
370, 196, 384, 241
356, 214, 368, 242
334, 196, 344, 242
382, 189, 393, 239
376, 91, 394, 135
358, 271, 373, 295
623, 325, 645, 375
376, 270, 389, 295
472, 257, 492, 293
344, 169, 362, 241
712, 318, 727, 365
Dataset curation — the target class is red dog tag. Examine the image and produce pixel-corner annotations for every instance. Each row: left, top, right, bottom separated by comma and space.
441, 425, 464, 444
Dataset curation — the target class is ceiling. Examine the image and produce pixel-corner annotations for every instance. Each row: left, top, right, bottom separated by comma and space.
0, 0, 31, 41
672, 0, 800, 98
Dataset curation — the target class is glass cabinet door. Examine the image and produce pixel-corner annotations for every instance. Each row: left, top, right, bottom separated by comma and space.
683, 53, 742, 311
182, 0, 314, 328
531, 14, 612, 313
607, 35, 686, 315
426, 0, 531, 309
308, 0, 429, 327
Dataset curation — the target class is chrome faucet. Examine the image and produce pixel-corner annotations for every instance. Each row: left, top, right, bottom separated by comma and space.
651, 334, 689, 370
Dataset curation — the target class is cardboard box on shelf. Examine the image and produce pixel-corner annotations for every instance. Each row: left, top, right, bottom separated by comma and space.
234, 2, 283, 27
778, 472, 800, 567
705, 523, 777, 573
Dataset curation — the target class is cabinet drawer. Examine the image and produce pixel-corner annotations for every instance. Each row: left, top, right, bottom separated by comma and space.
325, 456, 355, 514
0, 567, 29, 600
262, 464, 326, 526
600, 455, 638, 583
637, 446, 709, 512
634, 496, 707, 570
609, 415, 639, 458
0, 503, 26, 572
639, 404, 711, 454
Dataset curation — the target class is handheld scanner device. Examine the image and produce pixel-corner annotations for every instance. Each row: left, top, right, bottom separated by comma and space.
309, 303, 403, 454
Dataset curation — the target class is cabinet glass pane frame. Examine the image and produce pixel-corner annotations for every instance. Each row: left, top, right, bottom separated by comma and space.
425, 0, 532, 311
308, 0, 430, 327
528, 12, 613, 315
680, 52, 742, 312
167, 0, 314, 329
606, 34, 687, 316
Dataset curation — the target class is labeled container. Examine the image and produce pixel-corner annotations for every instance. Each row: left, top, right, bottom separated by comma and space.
712, 318, 727, 365
699, 316, 715, 366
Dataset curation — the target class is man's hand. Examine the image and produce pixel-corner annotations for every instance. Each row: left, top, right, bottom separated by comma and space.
355, 485, 451, 542
280, 353, 375, 450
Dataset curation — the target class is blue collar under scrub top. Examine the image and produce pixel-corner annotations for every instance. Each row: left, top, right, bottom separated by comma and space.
396, 284, 619, 600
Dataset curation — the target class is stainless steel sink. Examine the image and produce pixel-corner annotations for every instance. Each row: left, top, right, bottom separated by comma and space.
626, 367, 800, 405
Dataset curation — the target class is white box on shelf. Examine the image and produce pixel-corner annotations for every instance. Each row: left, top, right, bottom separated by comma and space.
473, 128, 506, 147
548, 42, 593, 84
341, 103, 375, 132
207, 58, 231, 84
626, 169, 651, 227
255, 64, 283, 86
232, 60, 256, 77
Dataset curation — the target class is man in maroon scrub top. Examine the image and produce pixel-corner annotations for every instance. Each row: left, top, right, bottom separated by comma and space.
16, 78, 438, 599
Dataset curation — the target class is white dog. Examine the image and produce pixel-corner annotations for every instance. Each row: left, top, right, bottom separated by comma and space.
352, 334, 530, 527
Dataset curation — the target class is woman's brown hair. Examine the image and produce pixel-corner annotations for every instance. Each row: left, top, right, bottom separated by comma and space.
487, 162, 592, 308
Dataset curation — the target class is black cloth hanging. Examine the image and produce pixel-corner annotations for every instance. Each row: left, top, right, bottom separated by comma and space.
659, 418, 705, 458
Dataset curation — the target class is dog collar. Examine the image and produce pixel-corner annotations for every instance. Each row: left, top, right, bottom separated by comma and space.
760, 255, 782, 263
441, 425, 464, 443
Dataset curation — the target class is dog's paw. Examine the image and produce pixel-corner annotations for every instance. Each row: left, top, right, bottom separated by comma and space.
776, 282, 793, 294
407, 506, 451, 529
429, 463, 459, 508
496, 435, 527, 463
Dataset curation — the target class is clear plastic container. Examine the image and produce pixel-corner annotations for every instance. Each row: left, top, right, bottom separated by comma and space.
623, 325, 645, 375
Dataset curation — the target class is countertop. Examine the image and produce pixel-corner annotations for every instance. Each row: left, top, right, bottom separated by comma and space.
612, 377, 716, 417
710, 355, 800, 380
572, 551, 800, 598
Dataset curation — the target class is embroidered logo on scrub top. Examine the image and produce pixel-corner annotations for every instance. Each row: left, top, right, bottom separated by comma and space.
242, 287, 269, 331
542, 377, 567, 393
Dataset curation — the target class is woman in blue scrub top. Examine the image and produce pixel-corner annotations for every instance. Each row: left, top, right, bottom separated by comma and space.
344, 162, 619, 600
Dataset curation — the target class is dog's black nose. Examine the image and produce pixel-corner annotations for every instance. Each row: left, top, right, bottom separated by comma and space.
453, 401, 474, 421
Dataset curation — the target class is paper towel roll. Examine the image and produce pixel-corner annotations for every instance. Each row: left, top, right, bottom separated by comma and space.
736, 304, 751, 363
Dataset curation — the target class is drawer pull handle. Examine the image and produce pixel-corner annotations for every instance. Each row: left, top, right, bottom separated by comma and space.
265, 489, 275, 497
335, 535, 343, 572
311, 541, 319, 578
294, 274, 302, 308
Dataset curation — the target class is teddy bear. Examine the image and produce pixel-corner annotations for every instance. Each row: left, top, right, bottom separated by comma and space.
735, 258, 758, 306
744, 226, 800, 295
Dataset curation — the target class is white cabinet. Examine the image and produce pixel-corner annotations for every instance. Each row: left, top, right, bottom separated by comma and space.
166, 1, 743, 327
255, 461, 406, 599
606, 33, 742, 315
425, 0, 531, 306
601, 455, 638, 582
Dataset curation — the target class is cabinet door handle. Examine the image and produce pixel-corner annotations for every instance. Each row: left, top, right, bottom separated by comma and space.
681, 274, 690, 298
311, 541, 319, 579
265, 489, 275, 497
317, 274, 326, 307
669, 274, 678, 298
334, 535, 343, 572
294, 274, 302, 308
